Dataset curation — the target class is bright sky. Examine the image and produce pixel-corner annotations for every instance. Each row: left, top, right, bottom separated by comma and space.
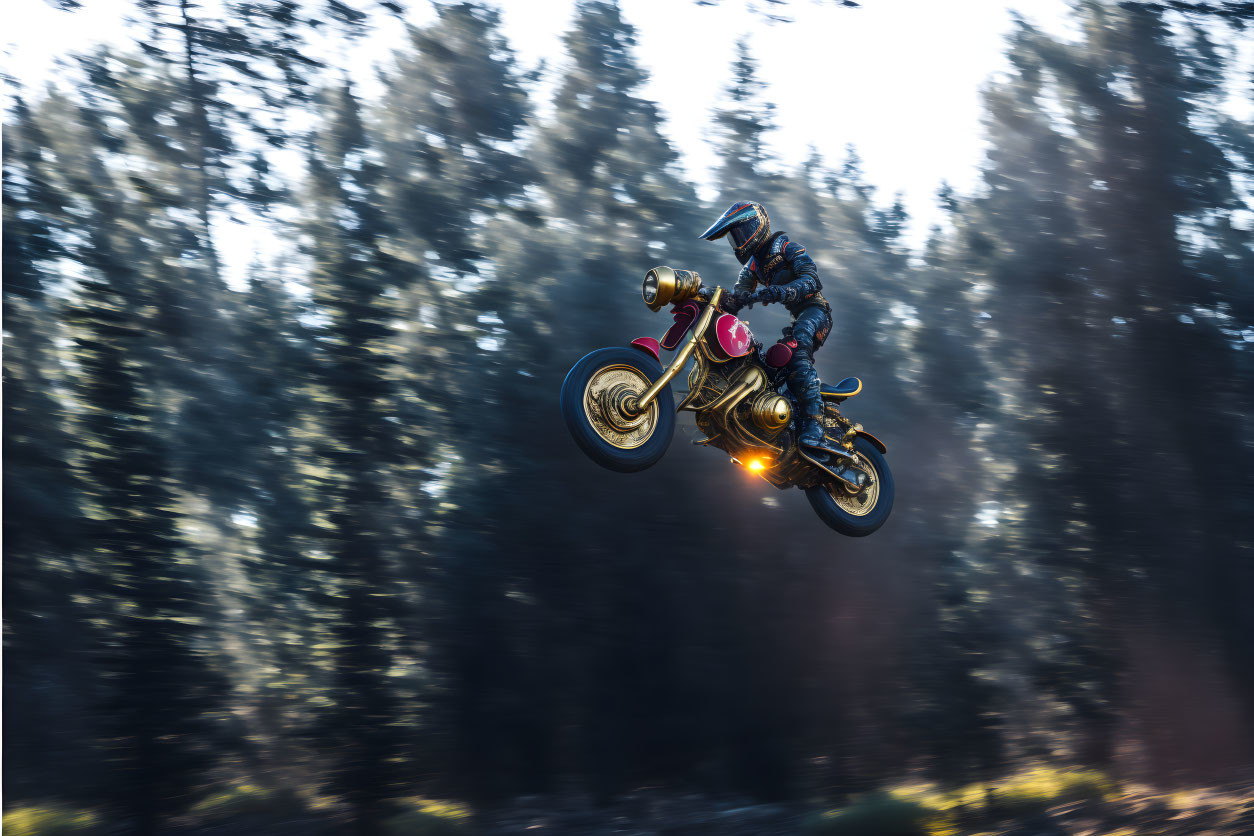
12, 0, 1247, 267
5, 0, 1084, 240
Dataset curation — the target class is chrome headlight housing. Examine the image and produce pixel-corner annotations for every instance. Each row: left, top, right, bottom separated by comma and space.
642, 266, 702, 312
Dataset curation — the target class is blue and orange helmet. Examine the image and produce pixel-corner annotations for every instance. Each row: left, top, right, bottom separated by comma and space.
699, 201, 770, 264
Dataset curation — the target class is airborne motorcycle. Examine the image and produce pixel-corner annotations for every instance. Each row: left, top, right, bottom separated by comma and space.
559, 267, 894, 537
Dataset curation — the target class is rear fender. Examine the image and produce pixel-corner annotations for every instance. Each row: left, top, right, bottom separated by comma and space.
857, 430, 887, 454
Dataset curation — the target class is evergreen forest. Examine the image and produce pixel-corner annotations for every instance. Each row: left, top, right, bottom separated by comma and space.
4, 1, 1254, 833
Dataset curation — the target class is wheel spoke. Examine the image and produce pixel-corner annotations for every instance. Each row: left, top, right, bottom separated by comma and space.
582, 365, 658, 450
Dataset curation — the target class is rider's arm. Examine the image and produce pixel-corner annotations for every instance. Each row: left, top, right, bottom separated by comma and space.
721, 264, 758, 314
757, 242, 821, 306
733, 263, 758, 296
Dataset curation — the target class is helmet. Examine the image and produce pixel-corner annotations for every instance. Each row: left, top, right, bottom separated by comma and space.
699, 201, 770, 264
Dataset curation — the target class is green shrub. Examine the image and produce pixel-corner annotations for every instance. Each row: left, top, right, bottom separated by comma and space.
803, 793, 930, 836
2, 805, 98, 836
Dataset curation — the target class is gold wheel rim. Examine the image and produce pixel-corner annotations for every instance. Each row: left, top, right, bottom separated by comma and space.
582, 364, 658, 450
828, 453, 880, 517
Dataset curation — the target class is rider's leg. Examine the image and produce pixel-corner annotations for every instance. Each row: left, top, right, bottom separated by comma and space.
785, 306, 833, 449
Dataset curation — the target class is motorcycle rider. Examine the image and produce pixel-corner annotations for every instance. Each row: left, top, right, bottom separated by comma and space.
699, 201, 834, 452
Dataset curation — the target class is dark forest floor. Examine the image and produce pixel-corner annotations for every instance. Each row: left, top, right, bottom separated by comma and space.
8, 781, 1254, 835
473, 784, 1254, 835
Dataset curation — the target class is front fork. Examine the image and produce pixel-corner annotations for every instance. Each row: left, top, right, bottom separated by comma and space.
622, 287, 724, 417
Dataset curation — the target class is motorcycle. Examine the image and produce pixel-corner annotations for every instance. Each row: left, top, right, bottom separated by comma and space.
559, 266, 894, 537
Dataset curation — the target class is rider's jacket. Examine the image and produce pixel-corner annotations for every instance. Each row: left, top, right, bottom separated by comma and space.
726, 232, 829, 318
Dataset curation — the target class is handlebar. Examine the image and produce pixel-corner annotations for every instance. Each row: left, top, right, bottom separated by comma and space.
700, 285, 756, 312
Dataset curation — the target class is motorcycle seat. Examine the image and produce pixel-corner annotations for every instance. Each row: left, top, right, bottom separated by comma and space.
820, 377, 862, 399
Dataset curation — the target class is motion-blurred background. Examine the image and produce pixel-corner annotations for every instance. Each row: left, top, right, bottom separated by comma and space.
4, 0, 1253, 833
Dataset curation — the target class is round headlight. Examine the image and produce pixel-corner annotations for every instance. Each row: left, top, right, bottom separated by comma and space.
642, 271, 659, 305
643, 266, 678, 311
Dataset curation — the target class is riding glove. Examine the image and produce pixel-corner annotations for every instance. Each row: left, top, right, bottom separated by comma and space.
753, 285, 785, 305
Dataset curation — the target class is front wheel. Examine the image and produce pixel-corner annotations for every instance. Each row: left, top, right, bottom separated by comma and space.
560, 347, 676, 473
805, 435, 895, 537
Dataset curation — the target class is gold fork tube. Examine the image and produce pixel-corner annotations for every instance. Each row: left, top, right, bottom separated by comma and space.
629, 287, 723, 414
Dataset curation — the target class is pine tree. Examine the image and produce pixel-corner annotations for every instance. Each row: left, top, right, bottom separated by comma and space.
57, 125, 228, 833
711, 38, 780, 203
534, 0, 709, 295
870, 193, 908, 248
954, 3, 1254, 761
374, 1, 533, 274
127, 0, 367, 272
2, 92, 94, 800
519, 0, 730, 800
304, 81, 411, 833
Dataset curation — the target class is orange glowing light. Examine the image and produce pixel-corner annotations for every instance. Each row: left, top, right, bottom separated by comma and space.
747, 459, 765, 471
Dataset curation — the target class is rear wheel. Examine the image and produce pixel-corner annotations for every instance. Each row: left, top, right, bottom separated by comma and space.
805, 435, 894, 536
560, 347, 676, 472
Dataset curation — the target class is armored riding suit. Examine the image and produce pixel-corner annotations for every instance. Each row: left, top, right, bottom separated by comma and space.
728, 230, 831, 409
699, 201, 834, 450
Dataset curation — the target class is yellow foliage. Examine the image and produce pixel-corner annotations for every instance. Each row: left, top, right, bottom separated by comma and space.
984, 765, 1114, 814
406, 798, 471, 821
384, 796, 472, 836
190, 783, 276, 817
808, 765, 1115, 836
1167, 789, 1203, 809
2, 805, 98, 836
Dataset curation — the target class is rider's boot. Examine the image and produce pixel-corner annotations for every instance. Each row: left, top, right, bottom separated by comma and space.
786, 347, 833, 452
798, 413, 828, 450
800, 411, 866, 488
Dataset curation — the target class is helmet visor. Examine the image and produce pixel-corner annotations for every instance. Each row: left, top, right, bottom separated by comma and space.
728, 217, 760, 249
